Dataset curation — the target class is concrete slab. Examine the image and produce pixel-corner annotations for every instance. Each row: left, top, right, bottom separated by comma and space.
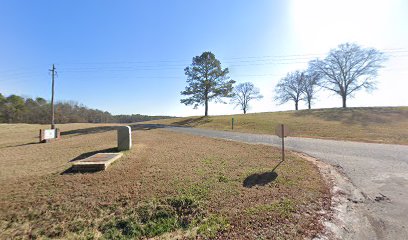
72, 153, 123, 171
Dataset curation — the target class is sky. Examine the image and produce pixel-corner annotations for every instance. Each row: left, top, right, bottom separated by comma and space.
1, 0, 407, 116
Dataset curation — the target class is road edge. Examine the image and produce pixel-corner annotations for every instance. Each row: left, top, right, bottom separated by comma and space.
294, 152, 377, 240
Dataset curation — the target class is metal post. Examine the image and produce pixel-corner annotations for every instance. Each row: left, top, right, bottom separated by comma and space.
281, 124, 285, 162
50, 64, 55, 129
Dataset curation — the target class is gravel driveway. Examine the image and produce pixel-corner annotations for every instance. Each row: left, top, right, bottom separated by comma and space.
160, 125, 408, 239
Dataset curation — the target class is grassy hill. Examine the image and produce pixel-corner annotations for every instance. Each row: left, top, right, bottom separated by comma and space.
148, 107, 408, 145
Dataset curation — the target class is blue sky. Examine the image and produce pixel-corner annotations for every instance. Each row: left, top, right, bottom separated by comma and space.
1, 0, 407, 116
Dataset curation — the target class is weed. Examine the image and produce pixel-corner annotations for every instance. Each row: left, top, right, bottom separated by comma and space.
181, 182, 211, 200
197, 214, 229, 238
99, 195, 206, 239
218, 175, 228, 183
166, 195, 202, 227
202, 156, 215, 165
143, 217, 178, 237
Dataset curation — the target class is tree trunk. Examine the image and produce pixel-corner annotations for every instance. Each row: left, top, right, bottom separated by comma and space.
295, 101, 298, 110
243, 109, 246, 114
308, 100, 311, 109
342, 95, 347, 108
204, 98, 208, 116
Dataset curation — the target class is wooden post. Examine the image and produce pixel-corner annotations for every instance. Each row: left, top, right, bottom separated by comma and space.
232, 117, 234, 130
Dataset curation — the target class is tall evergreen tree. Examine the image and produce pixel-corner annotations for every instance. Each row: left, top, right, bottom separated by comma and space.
181, 52, 235, 116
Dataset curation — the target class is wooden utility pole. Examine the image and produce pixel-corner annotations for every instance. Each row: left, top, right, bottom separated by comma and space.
50, 64, 56, 129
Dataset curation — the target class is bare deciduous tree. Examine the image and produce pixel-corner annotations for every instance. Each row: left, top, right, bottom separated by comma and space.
302, 70, 321, 109
309, 43, 386, 108
274, 71, 304, 110
231, 82, 263, 114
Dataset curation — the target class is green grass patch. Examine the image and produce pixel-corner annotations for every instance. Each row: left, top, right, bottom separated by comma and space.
179, 182, 212, 200
98, 195, 220, 239
245, 198, 296, 218
197, 215, 230, 238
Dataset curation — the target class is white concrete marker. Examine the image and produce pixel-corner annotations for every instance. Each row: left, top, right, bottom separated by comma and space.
117, 126, 132, 151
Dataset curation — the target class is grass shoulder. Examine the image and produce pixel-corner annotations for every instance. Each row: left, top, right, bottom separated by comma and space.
0, 124, 330, 239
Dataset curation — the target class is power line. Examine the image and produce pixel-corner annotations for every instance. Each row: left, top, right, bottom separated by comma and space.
0, 49, 407, 80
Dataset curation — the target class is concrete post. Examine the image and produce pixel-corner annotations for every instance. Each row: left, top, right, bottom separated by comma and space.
117, 126, 132, 151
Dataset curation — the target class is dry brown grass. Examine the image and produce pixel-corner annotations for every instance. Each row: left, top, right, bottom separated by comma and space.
0, 123, 330, 239
147, 107, 408, 145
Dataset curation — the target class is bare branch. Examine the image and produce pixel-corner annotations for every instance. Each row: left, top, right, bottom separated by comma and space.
230, 82, 263, 114
274, 71, 304, 110
309, 43, 386, 107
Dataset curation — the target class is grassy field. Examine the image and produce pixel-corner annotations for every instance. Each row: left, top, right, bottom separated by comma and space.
147, 107, 408, 145
0, 123, 330, 239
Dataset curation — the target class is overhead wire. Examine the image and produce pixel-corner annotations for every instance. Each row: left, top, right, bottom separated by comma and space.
0, 49, 407, 84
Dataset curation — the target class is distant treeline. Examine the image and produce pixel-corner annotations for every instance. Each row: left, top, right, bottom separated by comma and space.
0, 93, 174, 124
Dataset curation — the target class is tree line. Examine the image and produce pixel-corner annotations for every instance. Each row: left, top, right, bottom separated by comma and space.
181, 43, 387, 115
274, 43, 387, 110
0, 93, 172, 124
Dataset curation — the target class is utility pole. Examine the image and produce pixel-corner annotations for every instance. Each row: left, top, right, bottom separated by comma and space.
50, 64, 56, 129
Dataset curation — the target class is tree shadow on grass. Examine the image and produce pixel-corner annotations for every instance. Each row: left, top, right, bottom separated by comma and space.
61, 126, 120, 136
61, 124, 167, 136
170, 117, 211, 127
292, 107, 407, 126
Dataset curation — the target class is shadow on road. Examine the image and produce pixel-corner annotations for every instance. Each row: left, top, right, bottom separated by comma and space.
129, 124, 168, 131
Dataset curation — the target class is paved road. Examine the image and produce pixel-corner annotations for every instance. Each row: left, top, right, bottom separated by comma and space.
161, 126, 408, 239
